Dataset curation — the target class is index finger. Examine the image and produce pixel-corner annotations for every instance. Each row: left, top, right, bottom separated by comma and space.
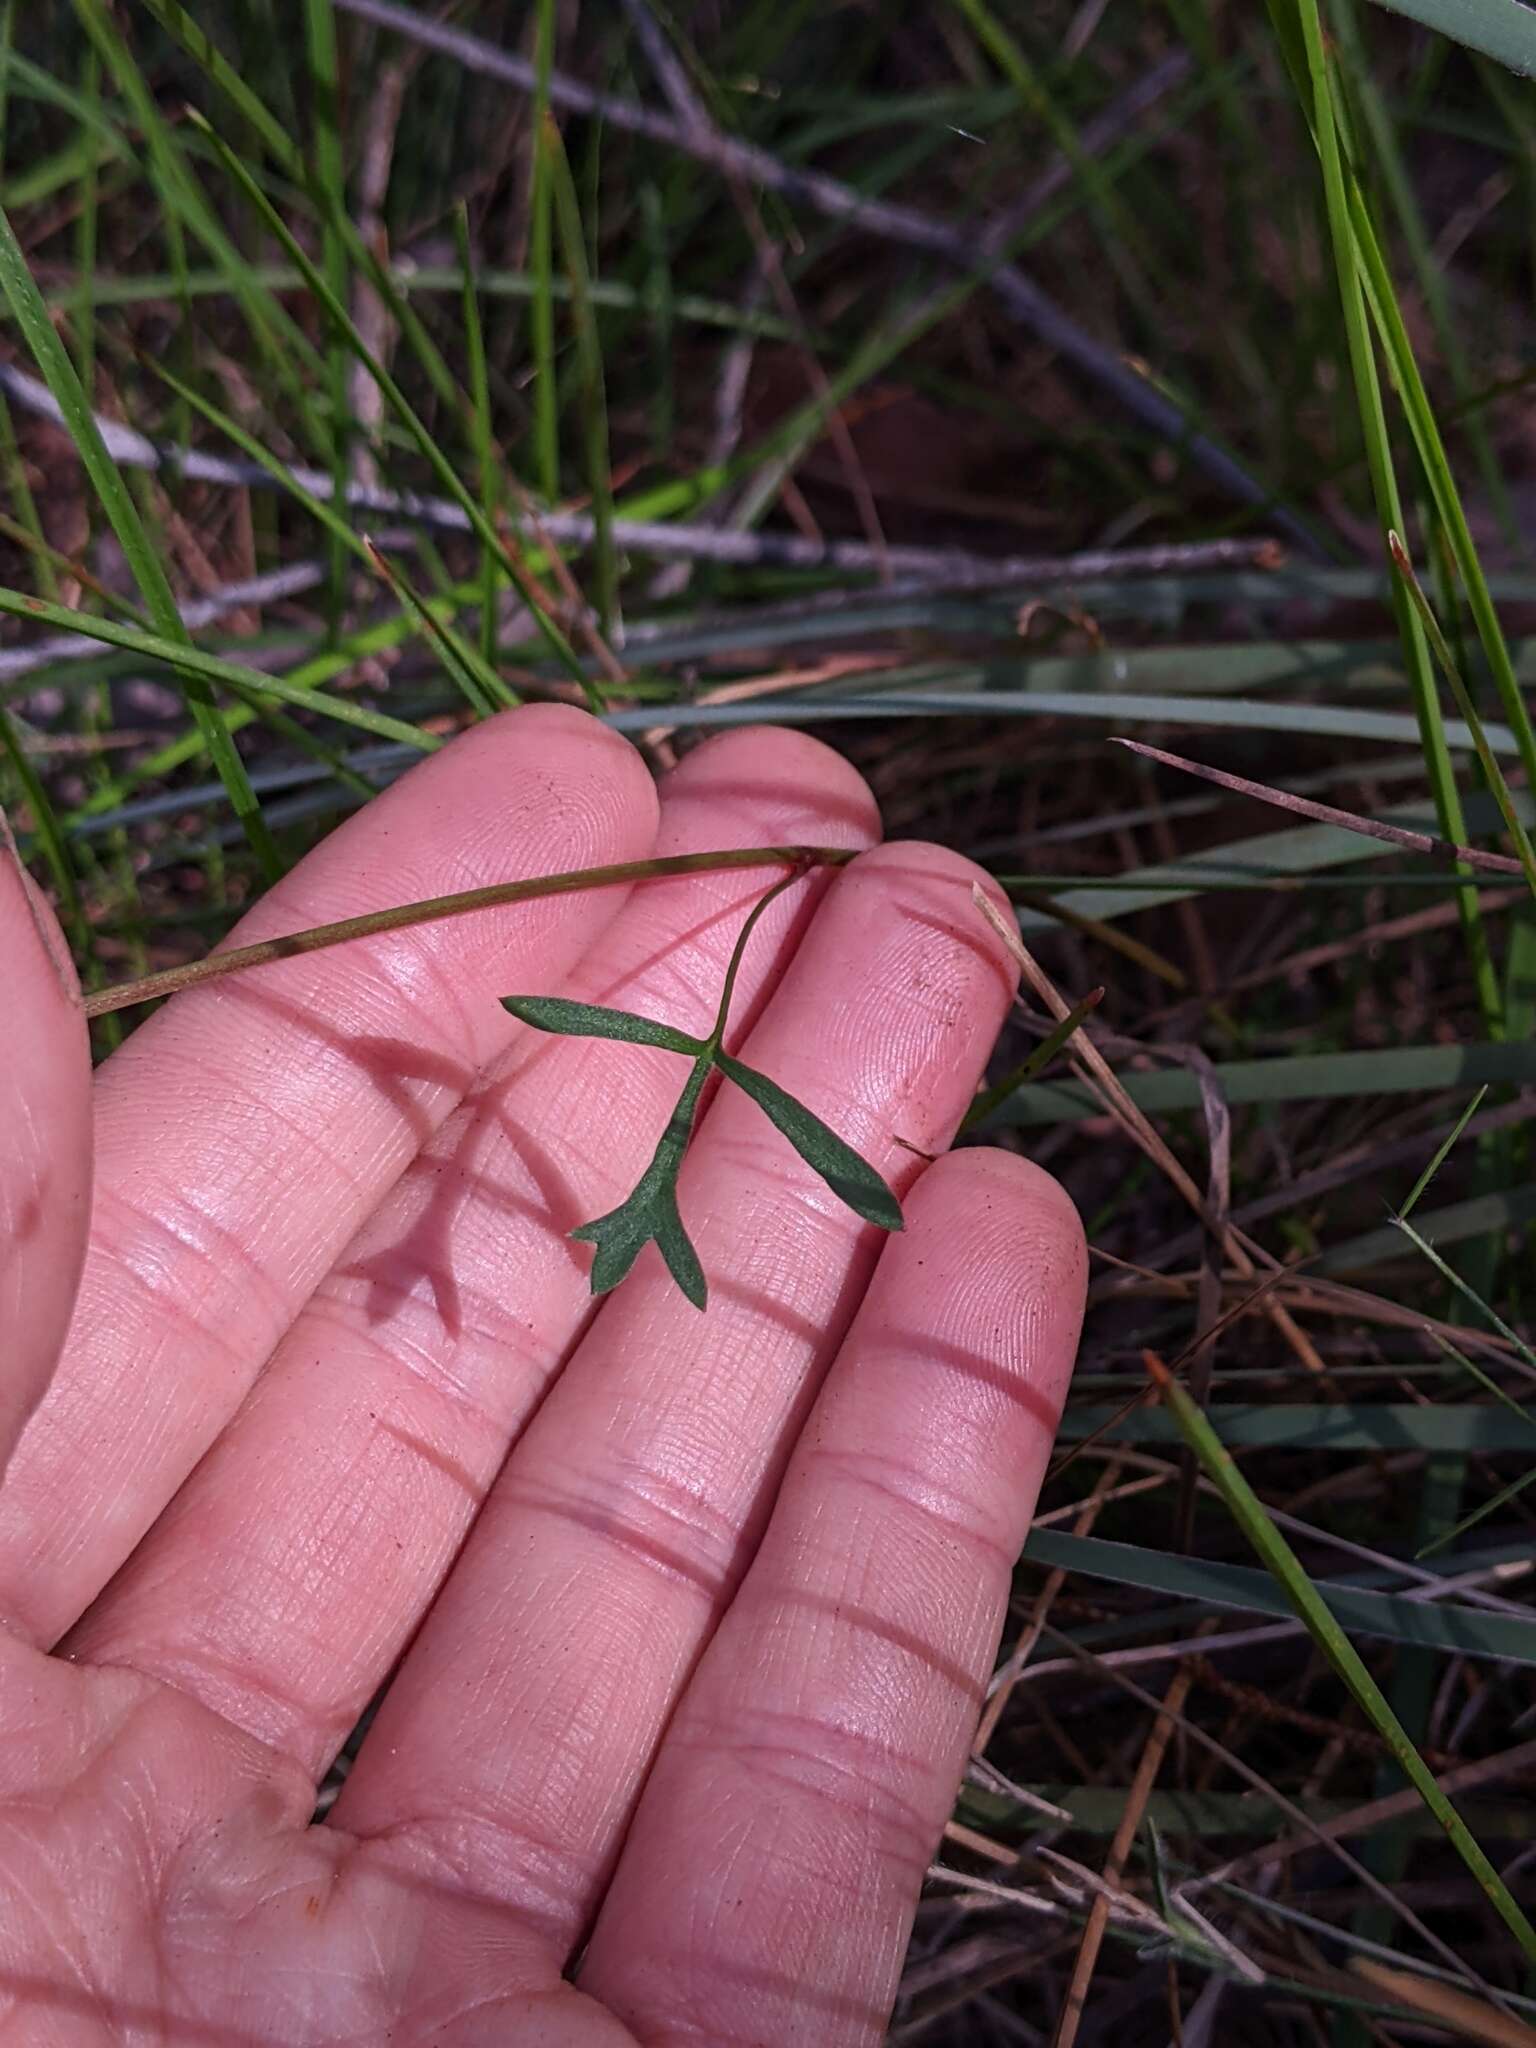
0, 810, 91, 1471
0, 705, 658, 1644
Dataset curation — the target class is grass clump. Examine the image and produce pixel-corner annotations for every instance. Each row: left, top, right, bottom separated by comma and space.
3, 1, 1535, 2037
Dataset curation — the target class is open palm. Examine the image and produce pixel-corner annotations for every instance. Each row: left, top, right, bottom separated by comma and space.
1, 707, 1085, 2047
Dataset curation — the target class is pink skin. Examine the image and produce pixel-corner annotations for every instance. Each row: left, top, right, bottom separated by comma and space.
0, 710, 1086, 2047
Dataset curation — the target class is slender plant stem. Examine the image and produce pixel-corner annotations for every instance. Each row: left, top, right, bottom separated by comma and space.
706, 863, 805, 1053
81, 844, 855, 1018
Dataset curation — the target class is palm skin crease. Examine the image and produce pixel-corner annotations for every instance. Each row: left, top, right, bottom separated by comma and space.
0, 707, 1086, 2047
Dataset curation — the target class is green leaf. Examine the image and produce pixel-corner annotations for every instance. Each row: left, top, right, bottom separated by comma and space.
571, 1066, 710, 1309
1024, 1526, 1536, 1664
572, 1166, 708, 1310
0, 196, 279, 880
716, 1053, 904, 1232
501, 996, 705, 1057
1367, 0, 1536, 79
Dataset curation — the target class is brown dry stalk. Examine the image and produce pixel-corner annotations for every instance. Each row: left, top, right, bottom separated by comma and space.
976, 1457, 1127, 1753
640, 652, 900, 753
939, 1819, 1019, 1869
1113, 736, 1528, 878
1350, 1959, 1536, 2048
1207, 1733, 1536, 1891
1185, 1654, 1457, 1770
1041, 1627, 1489, 1996
1011, 890, 1187, 988
81, 844, 854, 1019
1216, 885, 1520, 1000
971, 888, 1327, 1375
1051, 1661, 1196, 2048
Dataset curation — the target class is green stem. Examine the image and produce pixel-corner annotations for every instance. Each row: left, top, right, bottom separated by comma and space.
705, 862, 807, 1054
82, 845, 853, 1018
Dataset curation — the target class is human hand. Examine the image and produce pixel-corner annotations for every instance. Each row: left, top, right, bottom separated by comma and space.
0, 708, 1085, 2047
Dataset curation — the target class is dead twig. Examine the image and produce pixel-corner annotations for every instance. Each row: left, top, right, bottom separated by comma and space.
328, 0, 1325, 553
972, 888, 1327, 1375
0, 362, 1286, 586
1114, 736, 1528, 879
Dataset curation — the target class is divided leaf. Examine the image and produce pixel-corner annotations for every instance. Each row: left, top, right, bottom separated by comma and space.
570, 1073, 710, 1308
716, 1054, 904, 1232
502, 892, 902, 1313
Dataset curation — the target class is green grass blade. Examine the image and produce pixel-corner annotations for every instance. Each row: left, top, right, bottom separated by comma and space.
0, 706, 87, 951
545, 112, 618, 637
1399, 1088, 1489, 1220
1025, 1522, 1536, 1665
189, 110, 598, 704
132, 0, 293, 161
0, 397, 61, 607
961, 987, 1104, 1132
0, 200, 279, 878
1330, 0, 1519, 550
1055, 1402, 1536, 1453
1391, 1214, 1536, 1374
363, 538, 517, 715
1349, 181, 1536, 797
992, 1040, 1536, 1126
453, 203, 501, 666
303, 0, 352, 632
138, 0, 466, 426
1419, 1467, 1536, 1559
69, 0, 327, 441
1366, 0, 1536, 75
529, 0, 559, 501
1288, 0, 1500, 1029
0, 586, 439, 753
1389, 531, 1536, 900
1145, 1356, 1536, 1963
73, 38, 99, 401
141, 354, 515, 715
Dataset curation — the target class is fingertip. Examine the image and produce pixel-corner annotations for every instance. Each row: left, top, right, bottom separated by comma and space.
402, 703, 661, 876
911, 1144, 1087, 1256
1, 805, 82, 1009
482, 698, 653, 787
835, 838, 1022, 1006
888, 1145, 1087, 1413
861, 844, 1022, 1007
665, 725, 881, 848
